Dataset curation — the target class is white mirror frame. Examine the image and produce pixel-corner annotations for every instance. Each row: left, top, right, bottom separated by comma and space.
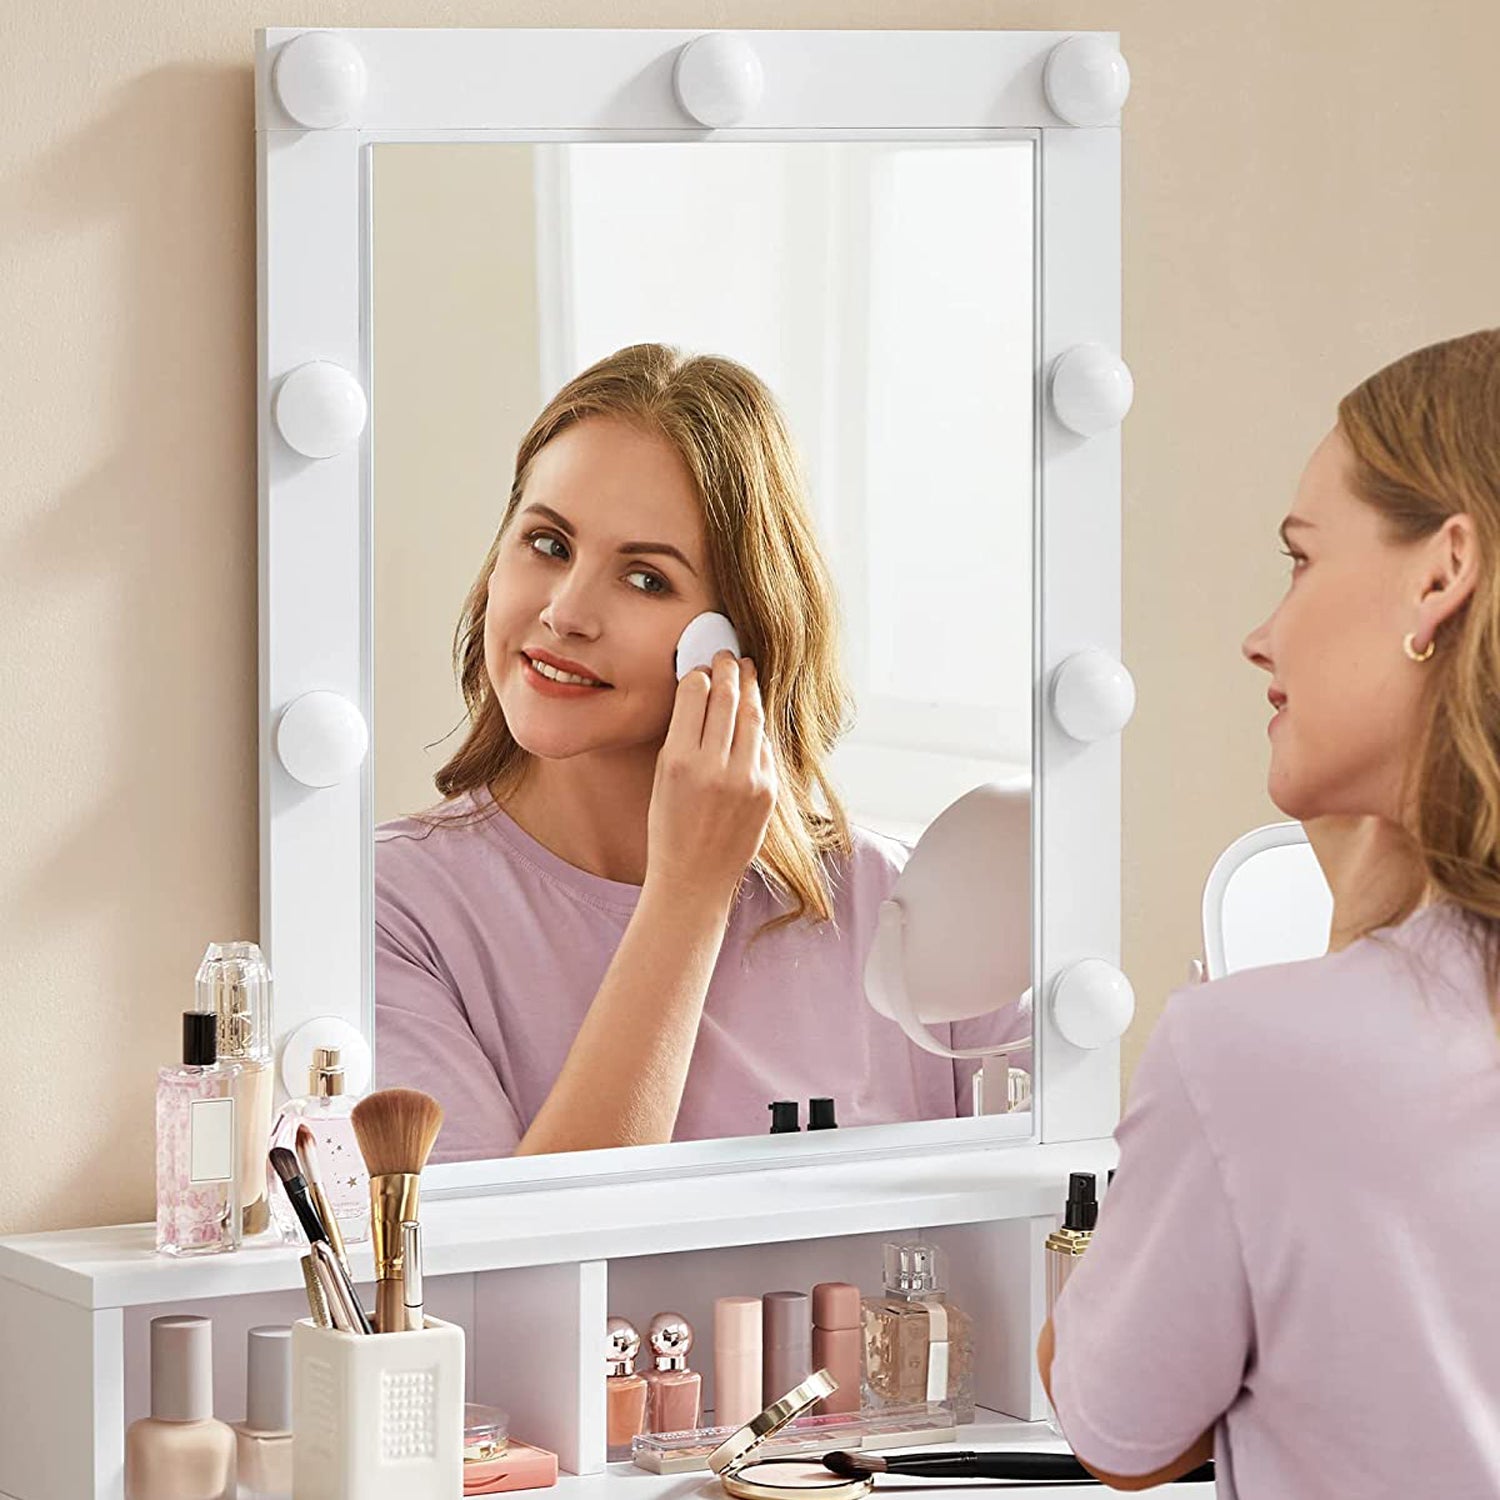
255, 27, 1129, 1194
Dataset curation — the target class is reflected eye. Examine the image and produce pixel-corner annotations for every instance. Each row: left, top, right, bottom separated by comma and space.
525, 530, 568, 561
625, 568, 670, 596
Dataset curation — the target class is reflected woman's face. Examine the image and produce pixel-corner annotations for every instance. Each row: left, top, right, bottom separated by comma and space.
485, 416, 719, 762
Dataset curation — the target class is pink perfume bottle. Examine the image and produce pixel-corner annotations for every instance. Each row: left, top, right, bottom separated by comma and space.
605, 1317, 648, 1461
642, 1312, 702, 1434
267, 1047, 369, 1244
156, 1012, 241, 1256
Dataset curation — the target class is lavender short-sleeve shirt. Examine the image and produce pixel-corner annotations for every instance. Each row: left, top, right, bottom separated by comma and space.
375, 788, 1028, 1162
1050, 903, 1500, 1498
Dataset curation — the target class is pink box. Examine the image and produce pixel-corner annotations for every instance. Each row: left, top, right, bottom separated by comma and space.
463, 1440, 560, 1495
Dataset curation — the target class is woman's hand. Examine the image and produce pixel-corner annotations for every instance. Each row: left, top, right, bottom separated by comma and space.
646, 650, 778, 904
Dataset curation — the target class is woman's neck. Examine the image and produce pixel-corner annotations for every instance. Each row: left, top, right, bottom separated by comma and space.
1303, 814, 1428, 951
495, 748, 659, 886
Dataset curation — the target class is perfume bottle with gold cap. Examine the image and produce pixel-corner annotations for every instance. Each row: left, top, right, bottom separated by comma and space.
267, 1046, 371, 1244
196, 941, 274, 1238
1044, 1172, 1098, 1318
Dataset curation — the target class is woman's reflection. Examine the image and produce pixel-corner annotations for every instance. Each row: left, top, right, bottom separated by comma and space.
375, 343, 1021, 1162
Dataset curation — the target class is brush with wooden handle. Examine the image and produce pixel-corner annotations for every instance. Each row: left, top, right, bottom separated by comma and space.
351, 1088, 444, 1334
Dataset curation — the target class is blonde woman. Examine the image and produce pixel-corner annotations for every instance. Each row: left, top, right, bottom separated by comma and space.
1041, 329, 1500, 1494
375, 344, 1023, 1161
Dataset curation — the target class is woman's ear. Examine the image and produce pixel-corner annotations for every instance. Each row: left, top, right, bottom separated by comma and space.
1415, 512, 1480, 639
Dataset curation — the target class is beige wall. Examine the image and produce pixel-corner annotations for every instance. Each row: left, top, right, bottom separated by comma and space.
3, 1, 1496, 1235
372, 144, 542, 825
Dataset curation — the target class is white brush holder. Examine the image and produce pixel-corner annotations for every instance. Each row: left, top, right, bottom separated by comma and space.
292, 1316, 464, 1500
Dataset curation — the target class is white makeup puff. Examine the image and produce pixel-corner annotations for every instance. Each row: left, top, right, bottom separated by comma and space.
675, 611, 745, 680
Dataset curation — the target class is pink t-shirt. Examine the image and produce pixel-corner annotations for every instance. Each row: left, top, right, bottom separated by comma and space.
1050, 902, 1500, 1498
375, 788, 1028, 1162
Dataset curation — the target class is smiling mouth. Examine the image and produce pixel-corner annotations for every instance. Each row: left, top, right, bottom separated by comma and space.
522, 652, 612, 688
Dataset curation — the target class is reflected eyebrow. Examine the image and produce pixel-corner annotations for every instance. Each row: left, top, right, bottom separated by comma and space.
519, 503, 699, 578
1278, 516, 1316, 545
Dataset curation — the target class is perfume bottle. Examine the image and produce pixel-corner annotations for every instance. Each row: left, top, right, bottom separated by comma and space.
197, 941, 274, 1238
156, 1012, 241, 1256
605, 1317, 649, 1461
1043, 1172, 1098, 1436
861, 1242, 975, 1422
1044, 1172, 1099, 1318
125, 1315, 236, 1500
267, 1047, 370, 1244
643, 1312, 702, 1433
231, 1326, 292, 1500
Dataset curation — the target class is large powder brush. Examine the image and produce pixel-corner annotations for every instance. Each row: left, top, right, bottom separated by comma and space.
351, 1087, 444, 1333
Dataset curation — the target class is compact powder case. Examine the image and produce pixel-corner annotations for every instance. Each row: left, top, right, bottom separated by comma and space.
708, 1370, 874, 1500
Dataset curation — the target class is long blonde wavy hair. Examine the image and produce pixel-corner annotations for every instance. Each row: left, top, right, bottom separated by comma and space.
1336, 328, 1500, 995
430, 343, 854, 932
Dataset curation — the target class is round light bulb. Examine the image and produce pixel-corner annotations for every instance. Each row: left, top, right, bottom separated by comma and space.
1049, 650, 1137, 742
272, 31, 367, 130
273, 361, 369, 460
1051, 959, 1135, 1049
1043, 35, 1131, 128
1050, 344, 1135, 437
275, 690, 369, 788
673, 33, 765, 127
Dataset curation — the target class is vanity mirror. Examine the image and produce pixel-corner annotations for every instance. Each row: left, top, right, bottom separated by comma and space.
256, 28, 1133, 1193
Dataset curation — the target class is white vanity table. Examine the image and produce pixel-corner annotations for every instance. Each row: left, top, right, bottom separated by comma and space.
0, 26, 1163, 1500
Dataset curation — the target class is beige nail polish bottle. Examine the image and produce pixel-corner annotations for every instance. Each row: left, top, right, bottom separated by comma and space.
125, 1316, 236, 1500
231, 1326, 292, 1499
605, 1317, 649, 1462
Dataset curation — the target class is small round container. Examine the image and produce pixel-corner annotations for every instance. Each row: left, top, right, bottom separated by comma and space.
464, 1403, 510, 1464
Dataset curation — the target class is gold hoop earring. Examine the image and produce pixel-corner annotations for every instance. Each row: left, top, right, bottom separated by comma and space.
1403, 632, 1434, 663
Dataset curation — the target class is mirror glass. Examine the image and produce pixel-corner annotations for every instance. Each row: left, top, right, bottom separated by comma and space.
369, 141, 1035, 1165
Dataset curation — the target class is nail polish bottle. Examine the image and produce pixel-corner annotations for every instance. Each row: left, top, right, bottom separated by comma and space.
125, 1316, 236, 1500
643, 1312, 702, 1433
156, 1011, 241, 1256
810, 1283, 862, 1414
605, 1317, 648, 1462
232, 1326, 292, 1500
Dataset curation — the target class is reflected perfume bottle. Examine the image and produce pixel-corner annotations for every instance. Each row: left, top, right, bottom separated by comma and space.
156, 1012, 241, 1256
643, 1312, 702, 1434
605, 1317, 649, 1461
196, 941, 275, 1239
861, 1242, 974, 1422
267, 1047, 370, 1244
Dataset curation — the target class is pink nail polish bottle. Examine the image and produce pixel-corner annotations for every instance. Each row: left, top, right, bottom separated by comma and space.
605, 1318, 648, 1462
642, 1312, 702, 1434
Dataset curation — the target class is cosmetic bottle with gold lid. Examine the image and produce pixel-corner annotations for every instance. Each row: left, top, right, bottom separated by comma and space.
196, 941, 274, 1237
606, 1317, 649, 1461
1044, 1172, 1099, 1317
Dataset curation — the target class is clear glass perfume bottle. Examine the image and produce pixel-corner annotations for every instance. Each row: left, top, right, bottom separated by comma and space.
267, 1047, 370, 1244
643, 1312, 702, 1433
156, 1012, 242, 1256
861, 1241, 975, 1422
197, 941, 274, 1239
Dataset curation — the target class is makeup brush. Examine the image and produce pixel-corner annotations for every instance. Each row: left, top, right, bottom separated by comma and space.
822, 1450, 1216, 1485
295, 1122, 350, 1275
269, 1146, 374, 1335
350, 1088, 444, 1334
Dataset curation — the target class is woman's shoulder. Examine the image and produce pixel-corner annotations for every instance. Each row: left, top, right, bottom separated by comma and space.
1160, 902, 1484, 1092
821, 822, 913, 914
375, 790, 505, 895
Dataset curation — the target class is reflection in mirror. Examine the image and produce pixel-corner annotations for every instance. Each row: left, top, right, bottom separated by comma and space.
370, 142, 1035, 1164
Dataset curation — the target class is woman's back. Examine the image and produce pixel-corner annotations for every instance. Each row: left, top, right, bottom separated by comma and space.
1049, 902, 1500, 1498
